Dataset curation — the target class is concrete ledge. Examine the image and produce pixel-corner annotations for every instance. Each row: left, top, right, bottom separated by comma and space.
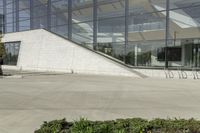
2, 65, 20, 71
0, 75, 23, 79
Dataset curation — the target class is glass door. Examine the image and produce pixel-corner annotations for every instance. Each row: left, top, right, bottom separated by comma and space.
198, 45, 200, 68
193, 44, 200, 68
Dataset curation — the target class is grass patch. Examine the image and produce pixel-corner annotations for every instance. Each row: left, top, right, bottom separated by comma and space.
35, 118, 200, 133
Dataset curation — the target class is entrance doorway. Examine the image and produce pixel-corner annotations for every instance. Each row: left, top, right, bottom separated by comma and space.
184, 42, 200, 68
193, 44, 200, 68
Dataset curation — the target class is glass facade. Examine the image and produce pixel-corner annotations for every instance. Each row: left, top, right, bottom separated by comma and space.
1, 0, 200, 69
0, 0, 3, 33
72, 0, 93, 47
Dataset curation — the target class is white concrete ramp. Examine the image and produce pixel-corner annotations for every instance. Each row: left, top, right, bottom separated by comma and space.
2, 29, 140, 77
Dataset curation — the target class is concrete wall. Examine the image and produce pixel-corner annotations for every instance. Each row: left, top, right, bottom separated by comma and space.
2, 29, 140, 77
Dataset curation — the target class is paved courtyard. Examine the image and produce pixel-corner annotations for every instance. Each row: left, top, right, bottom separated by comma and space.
0, 72, 200, 133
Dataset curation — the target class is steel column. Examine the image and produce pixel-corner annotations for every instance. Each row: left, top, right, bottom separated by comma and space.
30, 0, 33, 29
68, 0, 72, 40
47, 0, 51, 30
16, 0, 19, 32
3, 0, 6, 33
124, 0, 129, 63
93, 0, 98, 50
165, 0, 170, 68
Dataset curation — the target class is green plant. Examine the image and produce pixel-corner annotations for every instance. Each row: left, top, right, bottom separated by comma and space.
35, 119, 72, 133
35, 118, 200, 133
0, 43, 5, 57
71, 118, 94, 133
0, 42, 5, 75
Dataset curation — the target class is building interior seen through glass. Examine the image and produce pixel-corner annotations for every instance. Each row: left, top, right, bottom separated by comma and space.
0, 0, 200, 68
3, 42, 20, 65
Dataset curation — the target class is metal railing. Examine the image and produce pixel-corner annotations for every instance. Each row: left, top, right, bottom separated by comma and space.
192, 68, 200, 80
164, 68, 174, 79
177, 67, 187, 79
165, 67, 200, 80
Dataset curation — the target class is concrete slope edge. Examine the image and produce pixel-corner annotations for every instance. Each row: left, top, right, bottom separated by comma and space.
42, 29, 148, 78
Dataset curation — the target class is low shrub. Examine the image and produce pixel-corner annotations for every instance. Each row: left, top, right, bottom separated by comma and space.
35, 118, 200, 133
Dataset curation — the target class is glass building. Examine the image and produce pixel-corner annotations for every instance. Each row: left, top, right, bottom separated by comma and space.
0, 0, 200, 69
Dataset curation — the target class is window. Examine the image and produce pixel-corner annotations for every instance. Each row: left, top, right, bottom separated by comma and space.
3, 42, 20, 65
